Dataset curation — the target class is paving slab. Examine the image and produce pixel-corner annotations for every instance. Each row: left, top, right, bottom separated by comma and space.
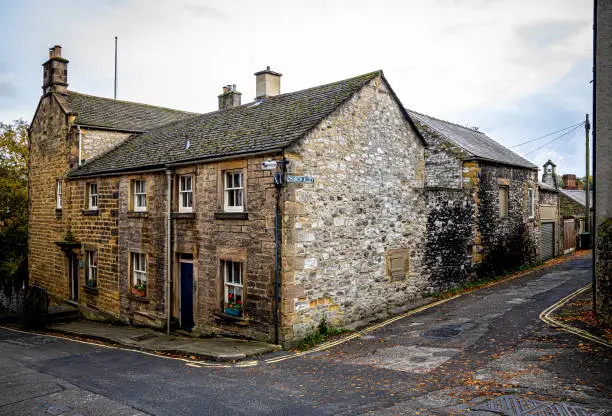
48, 320, 279, 362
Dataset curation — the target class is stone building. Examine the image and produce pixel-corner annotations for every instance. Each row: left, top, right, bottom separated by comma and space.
407, 110, 543, 285
559, 189, 593, 253
28, 45, 428, 344
595, 0, 612, 326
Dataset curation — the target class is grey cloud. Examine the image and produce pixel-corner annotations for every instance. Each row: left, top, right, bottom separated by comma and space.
0, 81, 16, 98
516, 20, 588, 48
183, 4, 226, 20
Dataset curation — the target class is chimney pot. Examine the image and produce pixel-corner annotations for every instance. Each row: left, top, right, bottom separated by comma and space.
218, 84, 242, 110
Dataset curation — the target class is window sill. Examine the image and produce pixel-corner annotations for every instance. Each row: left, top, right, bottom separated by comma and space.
214, 312, 249, 326
127, 293, 149, 303
172, 212, 196, 219
214, 212, 249, 220
127, 211, 149, 218
83, 285, 99, 295
82, 209, 99, 216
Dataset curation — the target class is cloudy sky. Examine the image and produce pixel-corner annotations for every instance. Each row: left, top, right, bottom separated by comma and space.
0, 0, 593, 176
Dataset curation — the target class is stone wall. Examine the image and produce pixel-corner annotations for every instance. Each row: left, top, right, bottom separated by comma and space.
282, 76, 428, 342
425, 189, 475, 289
64, 177, 120, 320
595, 0, 612, 325
81, 128, 132, 163
474, 163, 539, 276
28, 94, 72, 299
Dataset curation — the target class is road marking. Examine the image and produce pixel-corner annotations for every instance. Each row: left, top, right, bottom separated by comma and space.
539, 284, 611, 349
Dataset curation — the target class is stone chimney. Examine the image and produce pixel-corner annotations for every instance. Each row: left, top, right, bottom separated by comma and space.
254, 66, 282, 99
218, 84, 242, 110
542, 160, 558, 188
562, 174, 578, 190
42, 45, 68, 95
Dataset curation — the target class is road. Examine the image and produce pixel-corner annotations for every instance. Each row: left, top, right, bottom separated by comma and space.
0, 255, 610, 415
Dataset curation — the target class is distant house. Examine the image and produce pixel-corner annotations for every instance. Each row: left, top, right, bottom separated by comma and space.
559, 188, 594, 253
407, 110, 543, 286
29, 45, 429, 345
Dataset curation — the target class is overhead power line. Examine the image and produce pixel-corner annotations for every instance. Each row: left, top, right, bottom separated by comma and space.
510, 121, 585, 148
523, 123, 585, 156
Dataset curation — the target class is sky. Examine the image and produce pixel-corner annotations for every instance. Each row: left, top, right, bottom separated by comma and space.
0, 0, 594, 177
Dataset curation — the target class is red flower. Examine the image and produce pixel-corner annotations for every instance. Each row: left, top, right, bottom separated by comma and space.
228, 294, 233, 300
237, 300, 242, 305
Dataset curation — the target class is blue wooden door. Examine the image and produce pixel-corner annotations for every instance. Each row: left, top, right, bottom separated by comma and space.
180, 262, 194, 330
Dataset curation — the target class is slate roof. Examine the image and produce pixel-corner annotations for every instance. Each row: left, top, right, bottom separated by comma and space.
69, 71, 382, 178
407, 110, 537, 169
66, 91, 199, 132
538, 181, 559, 192
560, 189, 593, 207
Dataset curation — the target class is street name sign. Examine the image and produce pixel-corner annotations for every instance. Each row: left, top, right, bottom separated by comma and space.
286, 175, 315, 184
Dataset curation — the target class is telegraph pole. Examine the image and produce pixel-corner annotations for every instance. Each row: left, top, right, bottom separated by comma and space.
585, 114, 591, 236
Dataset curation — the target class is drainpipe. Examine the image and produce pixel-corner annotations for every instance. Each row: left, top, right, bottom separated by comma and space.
166, 169, 173, 335
76, 125, 82, 166
273, 158, 287, 346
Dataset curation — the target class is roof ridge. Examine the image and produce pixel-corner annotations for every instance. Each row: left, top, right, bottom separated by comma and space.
406, 108, 487, 136
67, 90, 199, 115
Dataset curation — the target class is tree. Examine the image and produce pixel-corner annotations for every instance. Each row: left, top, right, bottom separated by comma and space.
0, 119, 29, 295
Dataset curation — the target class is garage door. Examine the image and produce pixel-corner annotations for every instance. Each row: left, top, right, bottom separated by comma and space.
541, 222, 554, 261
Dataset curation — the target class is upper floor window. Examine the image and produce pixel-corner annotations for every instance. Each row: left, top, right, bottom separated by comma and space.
224, 170, 244, 212
179, 175, 193, 212
88, 183, 98, 210
133, 180, 147, 212
528, 188, 535, 219
56, 180, 62, 209
499, 186, 509, 218
86, 250, 98, 288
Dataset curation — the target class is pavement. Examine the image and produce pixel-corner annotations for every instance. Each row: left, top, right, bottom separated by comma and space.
47, 320, 279, 362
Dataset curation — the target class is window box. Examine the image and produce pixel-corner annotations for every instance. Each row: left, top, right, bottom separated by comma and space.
131, 286, 146, 297
127, 211, 149, 218
82, 209, 99, 216
172, 212, 196, 219
214, 312, 249, 326
224, 306, 242, 316
83, 286, 99, 296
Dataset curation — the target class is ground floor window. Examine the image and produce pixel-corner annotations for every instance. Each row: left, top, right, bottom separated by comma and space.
222, 260, 243, 316
131, 252, 147, 296
86, 250, 97, 288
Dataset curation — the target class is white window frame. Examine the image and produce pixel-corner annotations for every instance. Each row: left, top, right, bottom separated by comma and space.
499, 186, 509, 218
528, 188, 535, 219
224, 170, 244, 212
133, 180, 147, 212
223, 260, 244, 313
88, 182, 98, 210
86, 250, 98, 288
56, 180, 62, 209
178, 175, 193, 213
131, 252, 147, 292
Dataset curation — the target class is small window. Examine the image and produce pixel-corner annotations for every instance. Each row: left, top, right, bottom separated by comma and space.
133, 180, 147, 212
223, 260, 244, 316
179, 175, 193, 212
499, 186, 509, 218
56, 180, 62, 209
86, 250, 98, 288
131, 252, 147, 296
224, 170, 244, 212
88, 183, 98, 210
528, 188, 535, 218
